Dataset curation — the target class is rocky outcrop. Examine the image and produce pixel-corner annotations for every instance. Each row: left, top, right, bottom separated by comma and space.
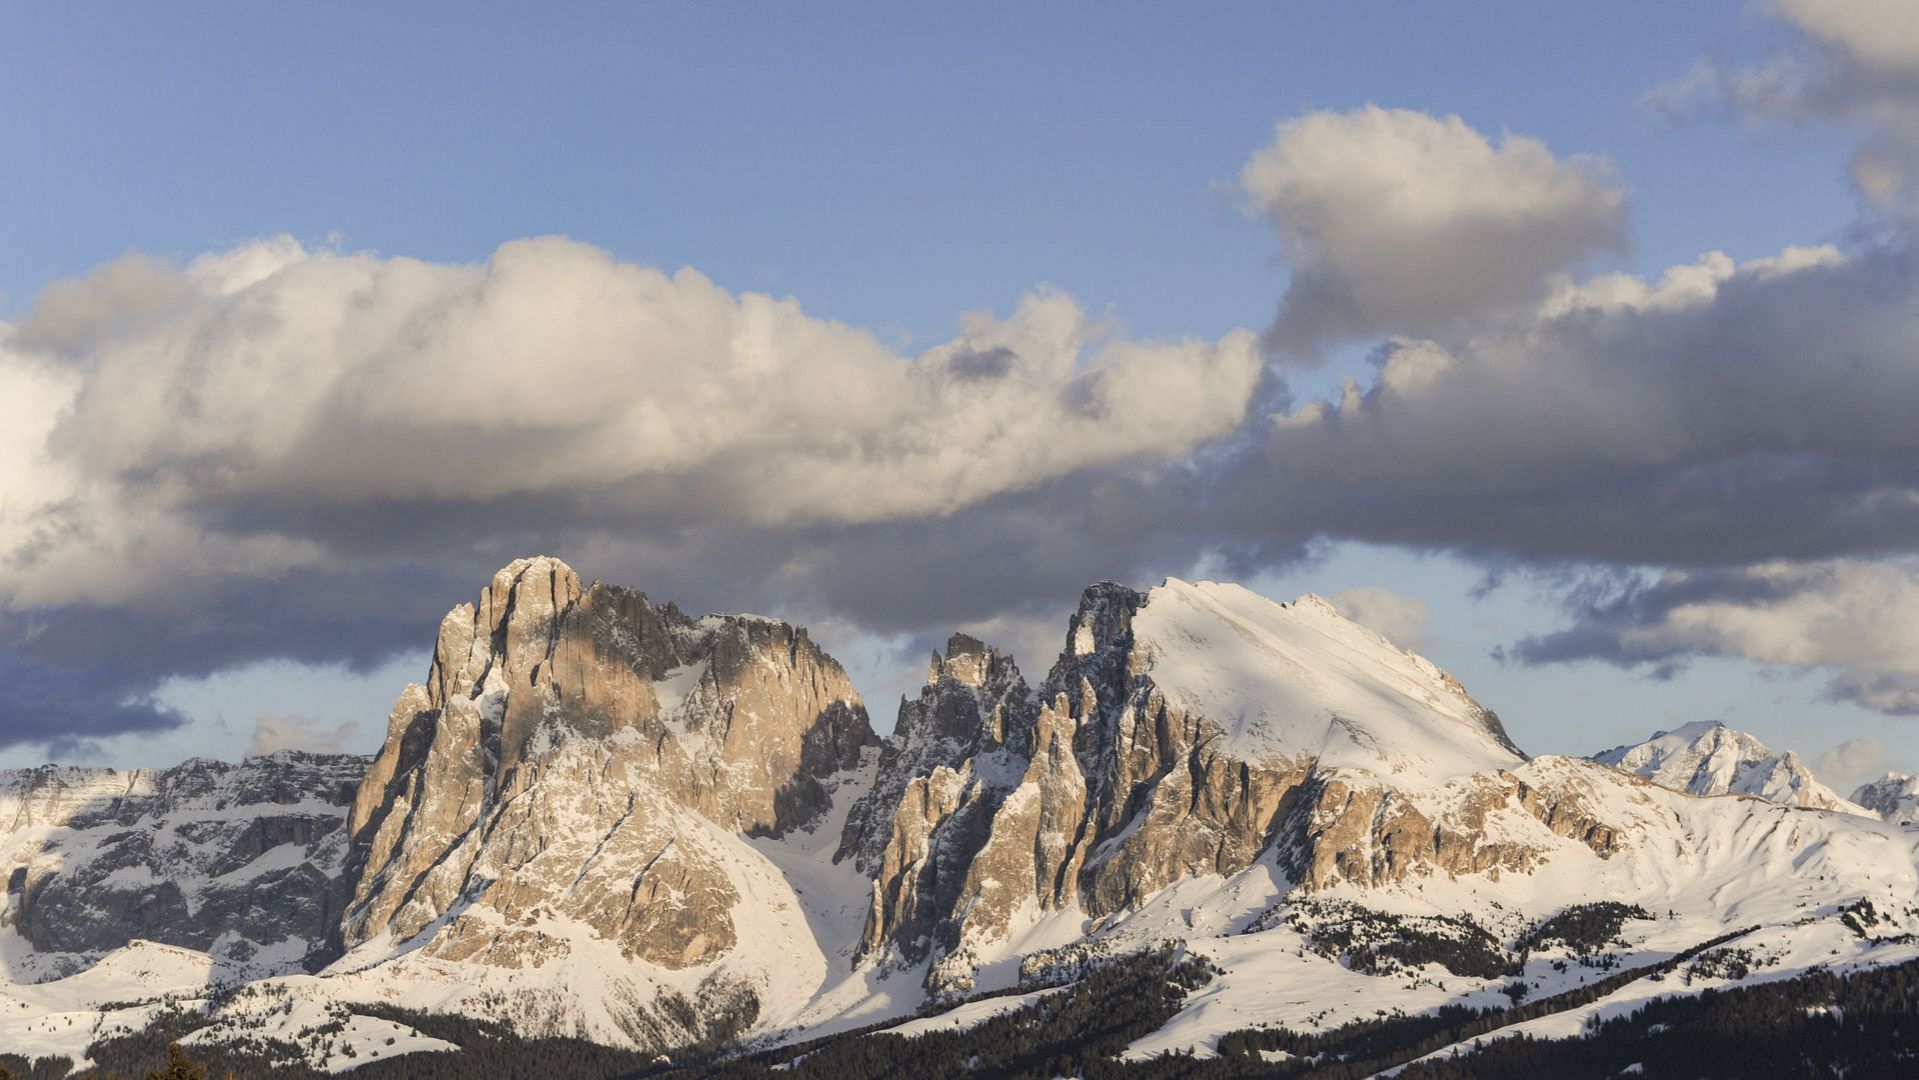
338, 556, 874, 976
1280, 763, 1625, 890
840, 633, 1037, 871
1853, 773, 1919, 824
849, 578, 1622, 992
847, 583, 1342, 990
838, 633, 1038, 971
0, 752, 366, 970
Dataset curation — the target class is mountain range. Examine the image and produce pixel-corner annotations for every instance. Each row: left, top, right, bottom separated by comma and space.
3, 557, 1916, 1076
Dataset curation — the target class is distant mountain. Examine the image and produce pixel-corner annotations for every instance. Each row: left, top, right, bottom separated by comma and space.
1591, 720, 1866, 814
1853, 773, 1919, 824
4, 559, 1918, 1077
0, 752, 365, 977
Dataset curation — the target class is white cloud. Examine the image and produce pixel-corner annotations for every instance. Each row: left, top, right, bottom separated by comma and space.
1240, 106, 1626, 352
1811, 735, 1889, 789
1775, 0, 1919, 76
246, 715, 362, 757
1649, 0, 1919, 211
1329, 586, 1432, 652
0, 236, 1263, 608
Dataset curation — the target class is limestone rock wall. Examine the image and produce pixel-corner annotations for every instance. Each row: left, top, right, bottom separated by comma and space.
339, 556, 874, 972
850, 580, 1629, 994
852, 584, 1312, 992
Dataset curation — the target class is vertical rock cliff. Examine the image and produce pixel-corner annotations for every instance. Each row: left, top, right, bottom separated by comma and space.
837, 632, 1039, 972
847, 578, 1622, 992
337, 556, 873, 982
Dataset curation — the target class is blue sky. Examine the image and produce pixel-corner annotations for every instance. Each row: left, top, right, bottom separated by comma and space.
3, 1, 1853, 338
4, 2, 1917, 789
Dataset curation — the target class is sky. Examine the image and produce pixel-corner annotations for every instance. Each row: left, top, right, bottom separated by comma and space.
4, 1, 1919, 792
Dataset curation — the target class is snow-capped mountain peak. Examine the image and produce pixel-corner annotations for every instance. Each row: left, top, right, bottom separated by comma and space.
1592, 720, 1865, 813
1854, 772, 1919, 824
1127, 578, 1524, 783
7, 561, 1919, 1074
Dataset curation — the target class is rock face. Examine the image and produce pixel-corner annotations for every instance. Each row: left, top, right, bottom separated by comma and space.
838, 632, 1041, 974
847, 579, 1594, 992
0, 752, 366, 971
1853, 774, 1919, 824
1592, 721, 1864, 814
339, 557, 874, 980
11, 561, 1919, 1068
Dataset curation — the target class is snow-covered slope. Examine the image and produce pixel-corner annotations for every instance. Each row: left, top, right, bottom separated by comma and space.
1131, 580, 1524, 783
1853, 773, 1919, 824
4, 563, 1918, 1072
1114, 759, 1919, 1062
1591, 721, 1865, 813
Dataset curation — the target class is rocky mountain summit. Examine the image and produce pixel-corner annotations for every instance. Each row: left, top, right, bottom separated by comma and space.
3, 558, 1918, 1073
1853, 773, 1919, 824
1591, 720, 1863, 813
333, 556, 873, 1044
845, 578, 1624, 993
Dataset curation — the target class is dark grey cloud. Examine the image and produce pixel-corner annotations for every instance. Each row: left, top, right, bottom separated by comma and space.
0, 649, 184, 755
0, 460, 1296, 752
1231, 242, 1919, 567
1506, 559, 1919, 715
945, 346, 1018, 382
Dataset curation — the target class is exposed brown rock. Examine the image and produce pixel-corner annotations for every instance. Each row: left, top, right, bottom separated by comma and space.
853, 584, 1316, 992
851, 580, 1629, 994
339, 556, 874, 972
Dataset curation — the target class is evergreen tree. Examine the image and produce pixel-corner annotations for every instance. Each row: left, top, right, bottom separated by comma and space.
144, 1043, 206, 1080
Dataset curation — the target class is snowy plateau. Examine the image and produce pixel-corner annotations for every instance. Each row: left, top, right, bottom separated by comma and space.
4, 557, 1918, 1076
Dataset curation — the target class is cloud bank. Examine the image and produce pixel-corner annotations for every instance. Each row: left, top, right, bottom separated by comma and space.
5, 235, 1260, 609
0, 237, 1267, 752
11, 89, 1919, 760
1513, 559, 1919, 714
1245, 242, 1919, 567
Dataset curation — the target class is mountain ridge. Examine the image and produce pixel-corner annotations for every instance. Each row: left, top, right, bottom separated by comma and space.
1590, 719, 1866, 814
1, 556, 1915, 1074
1853, 772, 1919, 823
